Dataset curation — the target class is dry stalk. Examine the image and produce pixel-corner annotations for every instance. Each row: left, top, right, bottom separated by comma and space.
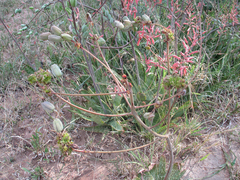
72, 138, 158, 154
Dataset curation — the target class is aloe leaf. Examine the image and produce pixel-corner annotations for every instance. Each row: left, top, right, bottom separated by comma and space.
108, 120, 123, 131
83, 125, 110, 133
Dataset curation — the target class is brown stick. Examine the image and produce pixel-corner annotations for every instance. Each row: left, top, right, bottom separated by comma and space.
72, 139, 158, 154
53, 91, 127, 97
52, 88, 132, 117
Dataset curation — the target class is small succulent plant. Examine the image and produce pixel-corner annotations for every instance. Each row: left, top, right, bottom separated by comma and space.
57, 132, 73, 156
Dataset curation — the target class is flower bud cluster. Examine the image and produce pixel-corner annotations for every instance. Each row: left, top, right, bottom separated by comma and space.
41, 100, 73, 156
40, 25, 73, 43
114, 14, 152, 32
39, 93, 75, 156
114, 16, 135, 32
41, 101, 64, 135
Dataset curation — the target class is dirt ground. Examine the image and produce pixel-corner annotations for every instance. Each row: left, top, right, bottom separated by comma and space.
0, 86, 121, 180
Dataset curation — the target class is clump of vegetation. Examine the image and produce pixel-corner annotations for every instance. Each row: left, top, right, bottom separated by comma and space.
0, 0, 239, 179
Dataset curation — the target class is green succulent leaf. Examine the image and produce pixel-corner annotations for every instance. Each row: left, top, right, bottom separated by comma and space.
108, 120, 123, 131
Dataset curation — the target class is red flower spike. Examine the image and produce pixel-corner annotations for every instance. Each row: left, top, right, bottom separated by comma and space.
189, 51, 199, 56
145, 54, 167, 73
172, 55, 181, 60
131, 7, 137, 18
179, 66, 188, 76
175, 21, 181, 28
171, 62, 180, 71
137, 25, 161, 46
